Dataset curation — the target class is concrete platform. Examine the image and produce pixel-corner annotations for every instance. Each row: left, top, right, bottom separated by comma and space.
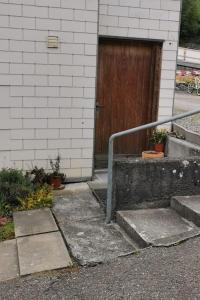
59, 217, 135, 266
0, 240, 19, 282
117, 208, 200, 247
17, 232, 72, 276
53, 183, 135, 266
171, 195, 200, 227
13, 208, 58, 237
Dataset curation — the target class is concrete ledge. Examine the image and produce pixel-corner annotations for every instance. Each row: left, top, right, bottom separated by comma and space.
113, 157, 200, 211
167, 136, 200, 158
173, 123, 200, 146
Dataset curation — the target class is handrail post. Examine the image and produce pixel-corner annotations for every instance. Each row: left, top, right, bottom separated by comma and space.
106, 136, 114, 223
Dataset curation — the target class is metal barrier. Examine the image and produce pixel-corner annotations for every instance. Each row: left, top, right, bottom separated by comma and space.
106, 108, 200, 223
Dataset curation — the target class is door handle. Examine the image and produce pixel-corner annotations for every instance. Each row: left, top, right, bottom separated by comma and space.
96, 102, 104, 109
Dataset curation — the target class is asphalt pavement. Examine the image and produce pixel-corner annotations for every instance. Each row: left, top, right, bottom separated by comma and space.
1, 236, 200, 299
174, 91, 200, 112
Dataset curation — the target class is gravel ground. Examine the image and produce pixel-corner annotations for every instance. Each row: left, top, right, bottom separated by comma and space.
175, 114, 200, 133
1, 237, 200, 300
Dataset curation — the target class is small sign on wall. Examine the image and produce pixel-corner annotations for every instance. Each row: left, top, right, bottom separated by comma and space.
47, 36, 59, 48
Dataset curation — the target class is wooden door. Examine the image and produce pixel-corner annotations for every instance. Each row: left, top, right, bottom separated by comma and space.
95, 38, 162, 164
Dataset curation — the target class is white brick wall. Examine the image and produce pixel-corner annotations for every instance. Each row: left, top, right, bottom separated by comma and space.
0, 0, 98, 178
99, 0, 181, 122
0, 0, 181, 179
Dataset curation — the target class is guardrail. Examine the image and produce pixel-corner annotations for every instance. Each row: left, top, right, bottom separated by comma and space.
106, 108, 200, 223
178, 47, 200, 65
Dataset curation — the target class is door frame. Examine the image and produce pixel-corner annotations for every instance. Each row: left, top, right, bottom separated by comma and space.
92, 36, 163, 175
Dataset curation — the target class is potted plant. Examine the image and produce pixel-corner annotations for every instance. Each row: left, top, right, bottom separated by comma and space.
150, 129, 168, 152
49, 155, 62, 189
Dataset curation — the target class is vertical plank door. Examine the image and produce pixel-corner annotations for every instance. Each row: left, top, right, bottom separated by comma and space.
95, 38, 162, 166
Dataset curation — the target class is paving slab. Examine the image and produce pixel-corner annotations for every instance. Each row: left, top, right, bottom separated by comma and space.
53, 183, 104, 223
0, 239, 19, 282
13, 208, 58, 237
117, 208, 200, 247
17, 232, 72, 276
171, 195, 200, 226
59, 217, 135, 266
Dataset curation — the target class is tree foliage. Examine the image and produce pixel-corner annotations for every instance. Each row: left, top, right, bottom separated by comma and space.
180, 0, 200, 44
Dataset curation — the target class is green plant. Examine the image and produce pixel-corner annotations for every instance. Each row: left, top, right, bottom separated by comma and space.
28, 166, 49, 186
18, 184, 53, 211
0, 169, 34, 216
49, 155, 61, 176
150, 129, 168, 144
0, 221, 14, 242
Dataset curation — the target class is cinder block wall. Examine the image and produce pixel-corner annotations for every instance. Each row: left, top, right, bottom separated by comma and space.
99, 0, 181, 120
0, 0, 181, 179
0, 0, 98, 179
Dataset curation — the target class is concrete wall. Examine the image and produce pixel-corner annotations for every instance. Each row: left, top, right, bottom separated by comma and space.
0, 0, 181, 179
0, 0, 98, 179
173, 123, 200, 146
113, 158, 200, 211
99, 0, 181, 121
167, 136, 200, 158
178, 47, 200, 65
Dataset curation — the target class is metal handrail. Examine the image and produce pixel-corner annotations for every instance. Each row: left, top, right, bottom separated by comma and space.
106, 108, 200, 223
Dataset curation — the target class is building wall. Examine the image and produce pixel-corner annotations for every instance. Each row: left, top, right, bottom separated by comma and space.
0, 0, 98, 179
0, 0, 181, 179
99, 0, 181, 120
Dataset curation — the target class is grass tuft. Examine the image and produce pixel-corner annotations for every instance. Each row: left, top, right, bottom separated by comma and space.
0, 221, 15, 242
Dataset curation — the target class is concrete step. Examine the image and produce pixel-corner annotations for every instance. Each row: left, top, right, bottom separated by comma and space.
117, 208, 200, 248
171, 195, 200, 227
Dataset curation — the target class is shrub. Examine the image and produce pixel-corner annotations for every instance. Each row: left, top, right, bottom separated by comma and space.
0, 169, 34, 216
28, 166, 49, 186
18, 184, 53, 211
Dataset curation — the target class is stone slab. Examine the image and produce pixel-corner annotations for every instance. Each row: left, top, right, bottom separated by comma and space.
53, 183, 135, 266
53, 183, 104, 223
117, 208, 200, 247
17, 232, 72, 276
0, 239, 19, 282
59, 217, 135, 266
13, 208, 58, 237
171, 195, 200, 227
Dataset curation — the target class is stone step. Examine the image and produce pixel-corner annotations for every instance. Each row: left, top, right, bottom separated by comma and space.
116, 208, 200, 248
171, 195, 200, 227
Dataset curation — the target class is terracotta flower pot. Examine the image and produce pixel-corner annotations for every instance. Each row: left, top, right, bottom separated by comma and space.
154, 143, 164, 152
49, 175, 62, 189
